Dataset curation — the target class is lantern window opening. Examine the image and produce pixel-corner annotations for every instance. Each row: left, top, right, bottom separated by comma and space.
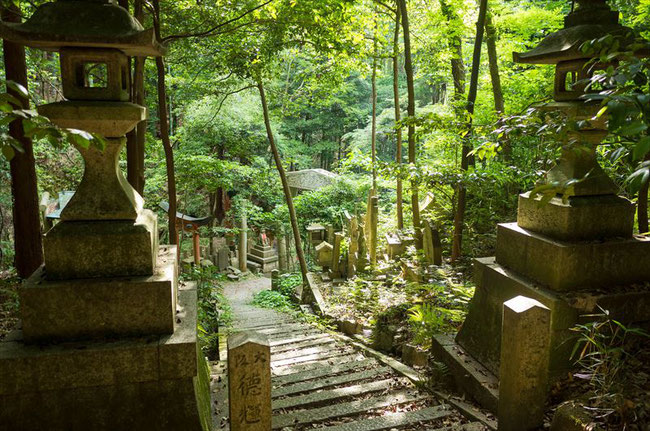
78, 62, 109, 89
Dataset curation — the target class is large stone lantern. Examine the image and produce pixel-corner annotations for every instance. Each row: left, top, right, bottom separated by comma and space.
0, 2, 211, 430
438, 0, 650, 412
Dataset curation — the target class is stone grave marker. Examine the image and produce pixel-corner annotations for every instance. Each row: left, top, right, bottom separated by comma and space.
498, 295, 551, 431
271, 269, 280, 291
330, 232, 344, 278
315, 241, 333, 269
347, 216, 359, 278
228, 331, 272, 431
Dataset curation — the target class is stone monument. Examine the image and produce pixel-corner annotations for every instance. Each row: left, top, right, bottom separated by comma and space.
0, 2, 211, 429
448, 0, 650, 410
228, 331, 272, 431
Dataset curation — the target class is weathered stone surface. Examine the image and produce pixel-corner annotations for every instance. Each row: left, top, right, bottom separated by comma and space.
517, 192, 634, 241
315, 241, 333, 268
0, 0, 166, 57
330, 232, 343, 277
38, 101, 146, 137
495, 222, 650, 291
228, 331, 272, 431
158, 287, 199, 380
498, 296, 551, 431
61, 137, 144, 221
315, 405, 453, 431
286, 168, 338, 194
43, 209, 158, 280
20, 246, 176, 342
273, 366, 390, 398
455, 257, 578, 377
401, 344, 428, 367
60, 48, 130, 101
550, 402, 598, 431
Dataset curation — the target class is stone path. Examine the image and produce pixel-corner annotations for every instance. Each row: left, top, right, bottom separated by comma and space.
211, 276, 487, 431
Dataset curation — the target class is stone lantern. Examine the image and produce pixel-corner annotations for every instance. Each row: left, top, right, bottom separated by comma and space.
434, 0, 650, 413
0, 2, 211, 430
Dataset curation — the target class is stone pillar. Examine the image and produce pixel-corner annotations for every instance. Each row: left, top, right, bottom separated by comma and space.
422, 221, 442, 266
271, 269, 279, 291
357, 224, 368, 271
330, 232, 343, 278
239, 209, 248, 273
325, 224, 334, 244
347, 216, 359, 278
498, 296, 551, 431
278, 235, 288, 271
228, 331, 272, 431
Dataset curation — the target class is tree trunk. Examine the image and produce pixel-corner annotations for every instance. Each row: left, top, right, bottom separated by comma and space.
639, 180, 649, 234
133, 0, 146, 194
393, 8, 404, 230
257, 80, 309, 289
397, 0, 421, 246
371, 19, 378, 192
485, 10, 504, 115
439, 0, 466, 100
153, 0, 177, 245
2, 5, 44, 278
451, 0, 488, 262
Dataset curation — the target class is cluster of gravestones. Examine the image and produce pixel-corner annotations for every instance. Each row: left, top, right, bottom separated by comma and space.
310, 192, 443, 283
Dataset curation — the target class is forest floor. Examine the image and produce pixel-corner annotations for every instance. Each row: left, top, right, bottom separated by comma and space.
212, 275, 489, 431
0, 271, 19, 340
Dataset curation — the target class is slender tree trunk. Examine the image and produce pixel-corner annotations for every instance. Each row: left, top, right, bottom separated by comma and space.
639, 181, 649, 234
485, 10, 504, 115
257, 80, 309, 289
451, 0, 488, 262
393, 7, 404, 230
639, 154, 650, 233
397, 0, 421, 246
133, 0, 146, 193
153, 0, 177, 244
2, 5, 44, 278
371, 30, 378, 192
439, 0, 466, 100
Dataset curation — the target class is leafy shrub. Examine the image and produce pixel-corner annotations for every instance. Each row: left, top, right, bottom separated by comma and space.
251, 290, 295, 311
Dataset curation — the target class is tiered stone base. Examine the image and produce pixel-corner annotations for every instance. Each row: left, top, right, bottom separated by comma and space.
248, 244, 279, 272
43, 209, 158, 280
0, 264, 212, 430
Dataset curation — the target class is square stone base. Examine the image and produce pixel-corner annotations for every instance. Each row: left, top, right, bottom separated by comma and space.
43, 210, 158, 280
496, 222, 650, 291
517, 192, 634, 241
0, 285, 211, 431
248, 252, 279, 273
456, 257, 650, 378
19, 247, 177, 343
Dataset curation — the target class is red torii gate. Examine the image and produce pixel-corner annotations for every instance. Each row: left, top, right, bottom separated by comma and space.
160, 202, 212, 265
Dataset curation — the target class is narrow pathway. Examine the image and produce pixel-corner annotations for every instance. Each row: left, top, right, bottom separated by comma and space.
212, 276, 487, 431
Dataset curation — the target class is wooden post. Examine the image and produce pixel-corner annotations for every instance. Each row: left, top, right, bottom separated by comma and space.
347, 216, 358, 278
228, 331, 271, 431
192, 230, 201, 266
498, 296, 551, 431
239, 210, 248, 273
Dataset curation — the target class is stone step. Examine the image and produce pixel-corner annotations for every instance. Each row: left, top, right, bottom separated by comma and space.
271, 354, 365, 376
272, 366, 392, 398
272, 347, 355, 368
271, 343, 345, 362
272, 377, 402, 410
431, 334, 498, 413
271, 390, 429, 429
267, 328, 321, 340
255, 323, 312, 335
315, 405, 456, 431
272, 358, 376, 387
271, 336, 335, 354
269, 333, 331, 348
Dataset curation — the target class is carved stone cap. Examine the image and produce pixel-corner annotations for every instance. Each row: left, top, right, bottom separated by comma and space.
0, 0, 165, 57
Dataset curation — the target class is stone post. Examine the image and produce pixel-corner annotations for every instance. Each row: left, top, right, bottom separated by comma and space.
325, 224, 334, 244
228, 331, 271, 431
347, 216, 358, 278
239, 209, 248, 273
330, 232, 343, 278
278, 235, 288, 271
271, 269, 279, 291
498, 295, 551, 431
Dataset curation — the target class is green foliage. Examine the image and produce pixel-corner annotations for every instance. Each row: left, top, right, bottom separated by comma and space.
277, 272, 302, 298
251, 289, 295, 311
571, 308, 650, 396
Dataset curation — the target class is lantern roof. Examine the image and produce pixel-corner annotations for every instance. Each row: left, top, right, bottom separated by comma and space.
513, 0, 638, 65
0, 0, 165, 57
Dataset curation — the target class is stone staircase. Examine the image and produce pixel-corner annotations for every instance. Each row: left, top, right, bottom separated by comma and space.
212, 278, 491, 431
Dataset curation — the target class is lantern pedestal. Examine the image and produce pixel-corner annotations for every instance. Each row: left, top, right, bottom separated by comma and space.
0, 266, 212, 431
